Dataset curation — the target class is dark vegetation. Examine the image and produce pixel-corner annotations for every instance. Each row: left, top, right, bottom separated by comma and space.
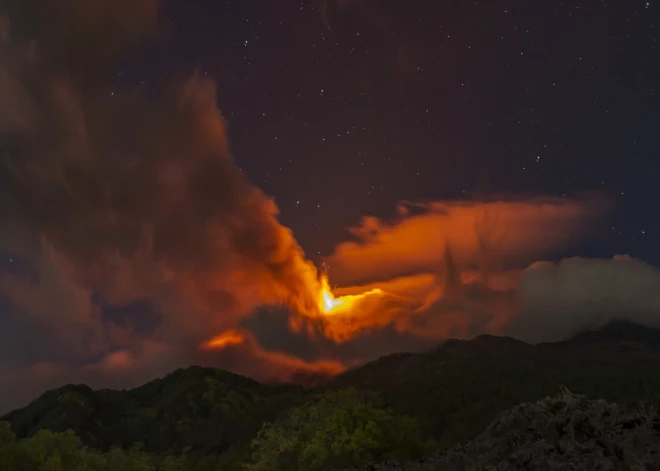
342, 386, 660, 470
4, 320, 660, 470
3, 368, 302, 455
329, 320, 660, 447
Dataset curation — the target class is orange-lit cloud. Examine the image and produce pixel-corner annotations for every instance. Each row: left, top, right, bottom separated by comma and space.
327, 198, 607, 286
247, 195, 611, 361
202, 330, 246, 350
0, 0, 327, 410
195, 329, 346, 386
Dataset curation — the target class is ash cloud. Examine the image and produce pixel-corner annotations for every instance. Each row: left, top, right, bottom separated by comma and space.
506, 255, 660, 343
228, 194, 621, 370
320, 199, 660, 351
0, 0, 324, 412
327, 198, 608, 286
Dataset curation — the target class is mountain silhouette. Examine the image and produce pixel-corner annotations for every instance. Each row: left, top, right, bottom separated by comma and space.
5, 320, 660, 457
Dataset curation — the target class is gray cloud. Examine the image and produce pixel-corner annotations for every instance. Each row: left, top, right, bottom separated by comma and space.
504, 256, 660, 343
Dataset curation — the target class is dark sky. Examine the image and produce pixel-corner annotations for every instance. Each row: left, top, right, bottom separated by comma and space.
120, 0, 659, 265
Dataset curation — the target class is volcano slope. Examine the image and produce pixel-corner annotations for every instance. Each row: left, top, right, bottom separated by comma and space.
5, 321, 660, 460
329, 320, 660, 448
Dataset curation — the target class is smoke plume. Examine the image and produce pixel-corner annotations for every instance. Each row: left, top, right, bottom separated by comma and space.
0, 0, 325, 411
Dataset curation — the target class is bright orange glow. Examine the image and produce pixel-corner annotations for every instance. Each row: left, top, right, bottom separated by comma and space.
318, 274, 345, 313
317, 273, 384, 316
202, 330, 245, 350
310, 272, 392, 345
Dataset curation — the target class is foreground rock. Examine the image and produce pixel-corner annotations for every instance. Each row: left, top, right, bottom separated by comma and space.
344, 386, 660, 470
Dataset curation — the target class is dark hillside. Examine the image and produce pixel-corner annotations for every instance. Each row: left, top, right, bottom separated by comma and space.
2, 367, 302, 455
330, 321, 660, 446
6, 321, 660, 455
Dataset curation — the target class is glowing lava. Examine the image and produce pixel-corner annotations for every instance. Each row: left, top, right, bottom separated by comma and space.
202, 329, 245, 350
317, 273, 383, 316
319, 274, 345, 313
202, 274, 388, 353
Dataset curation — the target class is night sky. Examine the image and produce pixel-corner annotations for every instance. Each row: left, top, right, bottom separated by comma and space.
0, 0, 659, 412
121, 0, 659, 264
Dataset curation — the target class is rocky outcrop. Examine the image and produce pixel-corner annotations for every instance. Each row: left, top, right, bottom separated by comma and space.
344, 386, 660, 470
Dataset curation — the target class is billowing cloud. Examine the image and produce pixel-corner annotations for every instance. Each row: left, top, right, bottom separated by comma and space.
0, 0, 328, 412
327, 198, 607, 286
505, 256, 660, 343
